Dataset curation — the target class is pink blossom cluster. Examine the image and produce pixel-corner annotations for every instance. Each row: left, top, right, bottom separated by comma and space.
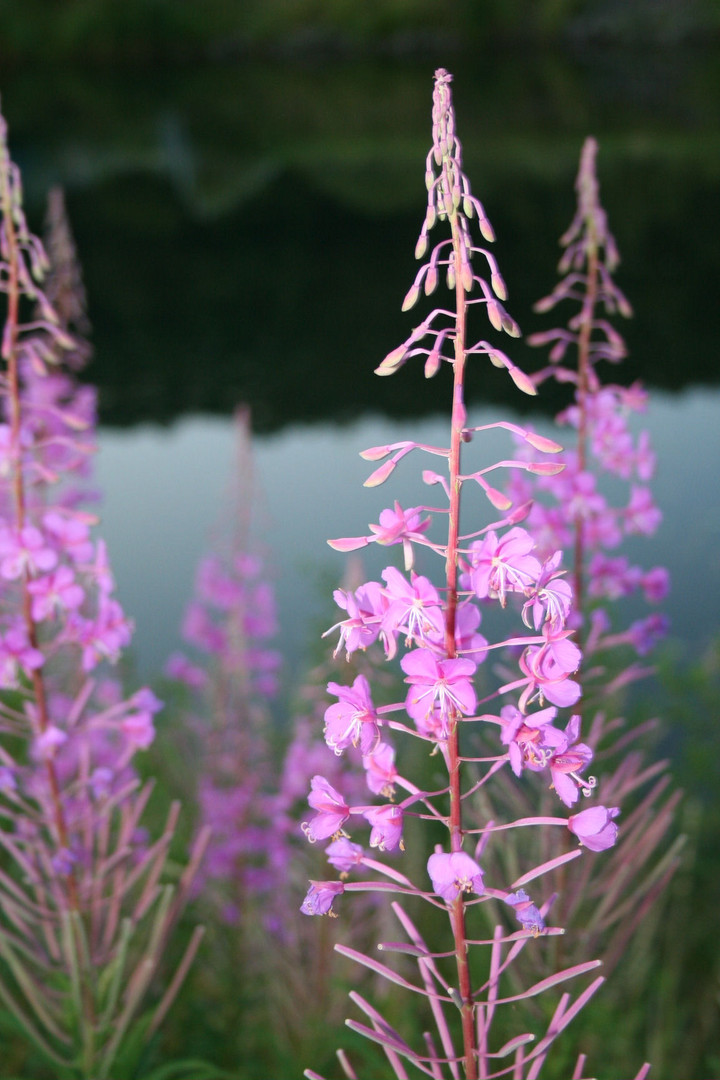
498, 138, 669, 680
300, 73, 635, 1080
0, 172, 160, 891
164, 415, 283, 922
303, 511, 619, 920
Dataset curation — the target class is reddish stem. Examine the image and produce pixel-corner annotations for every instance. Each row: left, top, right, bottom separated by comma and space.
444, 201, 477, 1080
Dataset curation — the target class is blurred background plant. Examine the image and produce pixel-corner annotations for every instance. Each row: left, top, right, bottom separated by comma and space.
0, 119, 219, 1080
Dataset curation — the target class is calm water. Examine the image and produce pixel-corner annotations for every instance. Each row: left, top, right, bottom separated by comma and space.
95, 387, 720, 682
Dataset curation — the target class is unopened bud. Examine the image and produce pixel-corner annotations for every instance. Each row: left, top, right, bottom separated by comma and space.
402, 284, 421, 312
424, 351, 441, 378
491, 271, 507, 301
424, 266, 438, 296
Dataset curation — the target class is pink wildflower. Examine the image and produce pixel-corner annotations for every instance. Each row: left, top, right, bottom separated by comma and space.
381, 566, 444, 648
504, 888, 545, 933
467, 527, 541, 605
568, 805, 620, 851
27, 565, 85, 621
300, 879, 344, 916
362, 741, 398, 798
0, 524, 57, 580
401, 648, 477, 727
364, 804, 404, 852
303, 776, 350, 842
328, 501, 430, 570
427, 850, 484, 903
518, 626, 582, 708
546, 714, 594, 807
325, 837, 364, 875
324, 674, 381, 756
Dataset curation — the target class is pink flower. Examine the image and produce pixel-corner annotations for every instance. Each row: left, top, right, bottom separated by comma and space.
499, 703, 564, 776
328, 501, 430, 570
568, 805, 620, 851
625, 485, 661, 536
328, 580, 385, 658
504, 888, 545, 933
427, 850, 484, 903
300, 879, 344, 916
641, 566, 670, 604
381, 567, 444, 648
303, 776, 350, 842
363, 741, 398, 798
518, 626, 582, 709
364, 804, 404, 852
522, 551, 573, 631
27, 565, 85, 621
33, 725, 67, 762
401, 648, 477, 728
164, 652, 208, 690
324, 675, 381, 756
43, 511, 94, 563
0, 525, 57, 580
0, 625, 44, 687
325, 837, 364, 874
467, 527, 540, 605
546, 714, 594, 807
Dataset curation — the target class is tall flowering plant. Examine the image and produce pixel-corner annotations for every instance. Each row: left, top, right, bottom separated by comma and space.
492, 138, 682, 975
301, 71, 649, 1080
0, 113, 210, 1080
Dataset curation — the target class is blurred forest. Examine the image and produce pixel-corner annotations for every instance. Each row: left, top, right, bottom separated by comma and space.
0, 0, 717, 63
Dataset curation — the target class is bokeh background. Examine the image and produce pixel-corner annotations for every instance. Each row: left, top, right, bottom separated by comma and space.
0, 2, 719, 1077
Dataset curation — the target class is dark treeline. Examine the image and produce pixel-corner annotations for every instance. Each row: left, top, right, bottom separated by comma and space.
0, 0, 718, 63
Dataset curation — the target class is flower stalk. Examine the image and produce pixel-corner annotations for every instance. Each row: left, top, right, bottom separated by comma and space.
301, 70, 643, 1080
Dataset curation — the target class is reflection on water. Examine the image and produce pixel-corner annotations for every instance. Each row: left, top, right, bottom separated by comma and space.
96, 387, 720, 681
2, 50, 719, 429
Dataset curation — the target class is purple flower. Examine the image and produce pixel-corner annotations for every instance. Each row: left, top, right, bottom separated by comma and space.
427, 851, 484, 903
121, 711, 156, 750
324, 674, 381, 756
625, 485, 661, 536
568, 805, 620, 851
0, 625, 44, 687
499, 703, 564, 777
628, 613, 670, 656
467, 527, 541, 605
27, 565, 85, 621
401, 648, 477, 728
547, 714, 594, 807
328, 580, 385, 658
33, 725, 68, 762
519, 626, 582, 709
504, 889, 545, 933
522, 551, 573, 632
303, 776, 350, 842
328, 501, 430, 570
0, 524, 57, 580
364, 804, 404, 852
325, 837, 364, 874
363, 741, 398, 797
43, 511, 94, 563
381, 567, 444, 648
300, 879, 344, 916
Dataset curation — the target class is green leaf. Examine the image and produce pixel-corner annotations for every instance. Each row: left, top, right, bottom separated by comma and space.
139, 1059, 238, 1080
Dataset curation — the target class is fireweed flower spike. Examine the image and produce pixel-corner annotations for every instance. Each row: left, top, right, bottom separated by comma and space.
302, 71, 643, 1080
0, 115, 207, 1077
497, 135, 682, 976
